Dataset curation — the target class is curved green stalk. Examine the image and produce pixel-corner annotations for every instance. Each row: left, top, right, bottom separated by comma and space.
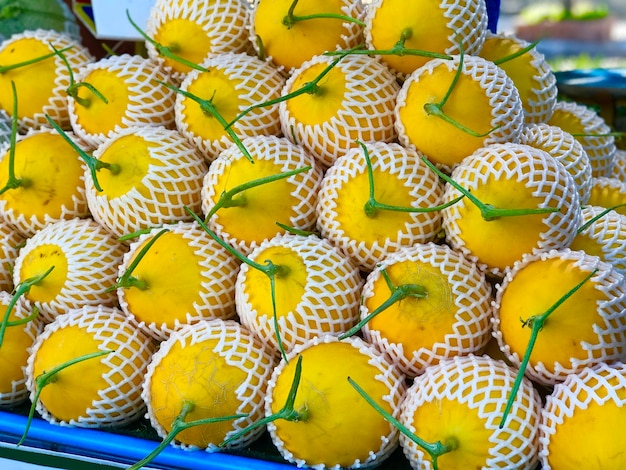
493, 40, 540, 65
348, 377, 457, 470
577, 203, 626, 234
275, 222, 318, 237
499, 268, 598, 428
281, 0, 365, 29
0, 46, 73, 74
0, 81, 26, 196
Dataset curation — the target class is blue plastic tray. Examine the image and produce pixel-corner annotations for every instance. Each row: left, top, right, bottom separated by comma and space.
555, 68, 626, 98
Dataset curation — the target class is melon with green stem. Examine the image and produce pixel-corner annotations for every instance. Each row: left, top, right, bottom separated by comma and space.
67, 54, 177, 147
11, 218, 127, 323
356, 242, 493, 378
0, 219, 25, 292
0, 293, 43, 407
114, 221, 241, 341
539, 361, 626, 470
364, 0, 487, 78
0, 29, 93, 132
174, 52, 285, 163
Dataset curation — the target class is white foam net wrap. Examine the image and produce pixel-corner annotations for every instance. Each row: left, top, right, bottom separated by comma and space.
236, 233, 363, 356
117, 221, 241, 341
492, 249, 626, 386
0, 294, 43, 407
265, 335, 406, 469
142, 319, 276, 450
175, 52, 285, 162
25, 305, 155, 427
0, 127, 91, 238
0, 29, 94, 132
549, 101, 617, 178
442, 143, 582, 277
400, 355, 541, 470
361, 242, 493, 378
611, 149, 626, 182
202, 135, 323, 256
520, 123, 592, 205
317, 141, 444, 272
12, 218, 127, 323
539, 362, 626, 470
0, 220, 25, 292
68, 54, 177, 147
588, 175, 626, 212
0, 110, 10, 146
395, 55, 524, 171
279, 54, 399, 168
146, 0, 252, 81
86, 126, 208, 240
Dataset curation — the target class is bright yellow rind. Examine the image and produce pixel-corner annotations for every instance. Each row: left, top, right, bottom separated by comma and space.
96, 134, 152, 198
0, 304, 35, 392
19, 244, 69, 303
153, 18, 213, 75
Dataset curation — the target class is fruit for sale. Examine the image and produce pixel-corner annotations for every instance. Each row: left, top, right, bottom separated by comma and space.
84, 126, 208, 240
395, 54, 524, 170
611, 149, 626, 181
0, 220, 25, 292
236, 233, 362, 356
317, 140, 443, 272
547, 100, 617, 178
12, 218, 127, 323
359, 242, 493, 377
67, 54, 176, 147
279, 52, 399, 167
492, 248, 626, 386
250, 0, 364, 72
25, 305, 155, 427
441, 142, 581, 277
202, 135, 322, 255
478, 32, 557, 124
539, 361, 626, 470
0, 29, 93, 131
399, 354, 541, 470
115, 222, 241, 341
586, 176, 626, 217
174, 52, 285, 162
265, 335, 405, 468
519, 122, 592, 205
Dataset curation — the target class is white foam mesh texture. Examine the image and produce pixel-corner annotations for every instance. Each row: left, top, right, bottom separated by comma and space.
575, 205, 626, 275
611, 149, 626, 182
492, 249, 626, 385
202, 135, 323, 256
520, 123, 592, 205
279, 54, 399, 168
146, 0, 252, 82
0, 110, 10, 146
539, 362, 626, 470
0, 294, 43, 407
400, 355, 541, 470
442, 143, 582, 277
317, 141, 444, 272
549, 101, 617, 178
117, 221, 240, 341
236, 234, 363, 356
142, 319, 276, 450
0, 127, 91, 238
86, 126, 208, 240
25, 305, 155, 427
361, 243, 493, 378
68, 54, 177, 147
395, 55, 524, 171
175, 52, 285, 162
0, 220, 25, 292
0, 29, 94, 132
265, 335, 406, 469
12, 218, 127, 323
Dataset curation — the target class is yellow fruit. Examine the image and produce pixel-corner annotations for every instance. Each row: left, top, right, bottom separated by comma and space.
143, 319, 276, 449
0, 220, 25, 292
586, 176, 626, 217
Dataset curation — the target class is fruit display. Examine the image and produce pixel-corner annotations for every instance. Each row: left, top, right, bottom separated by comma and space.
0, 0, 624, 468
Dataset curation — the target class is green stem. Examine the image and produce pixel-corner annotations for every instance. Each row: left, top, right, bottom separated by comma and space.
421, 156, 560, 221
128, 400, 246, 470
281, 0, 365, 29
106, 228, 169, 293
219, 355, 305, 448
499, 268, 598, 429
577, 203, 626, 234
0, 46, 73, 74
348, 377, 456, 470
18, 349, 113, 446
0, 81, 25, 196
0, 266, 54, 348
493, 40, 540, 65
274, 222, 318, 237
45, 115, 120, 192
6, 306, 40, 327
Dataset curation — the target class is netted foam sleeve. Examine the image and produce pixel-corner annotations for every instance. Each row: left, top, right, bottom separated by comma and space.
400, 355, 541, 470
12, 218, 127, 323
142, 319, 276, 450
26, 305, 155, 428
86, 126, 207, 240
175, 52, 285, 163
0, 110, 10, 146
0, 220, 25, 292
361, 243, 493, 378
